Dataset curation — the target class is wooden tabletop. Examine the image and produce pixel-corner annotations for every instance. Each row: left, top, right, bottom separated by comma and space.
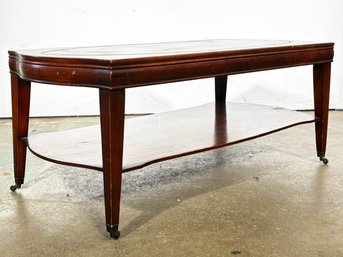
9, 39, 334, 89
9, 39, 332, 60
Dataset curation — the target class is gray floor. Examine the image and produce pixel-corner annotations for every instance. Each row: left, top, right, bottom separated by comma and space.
0, 112, 343, 257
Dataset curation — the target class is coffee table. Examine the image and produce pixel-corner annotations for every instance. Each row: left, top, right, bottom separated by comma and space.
8, 39, 334, 239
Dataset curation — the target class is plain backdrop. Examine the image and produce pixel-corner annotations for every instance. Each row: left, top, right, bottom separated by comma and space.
0, 0, 342, 117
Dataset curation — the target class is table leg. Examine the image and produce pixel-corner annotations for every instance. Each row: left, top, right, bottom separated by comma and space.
313, 63, 331, 164
10, 74, 31, 192
215, 75, 227, 103
99, 89, 125, 239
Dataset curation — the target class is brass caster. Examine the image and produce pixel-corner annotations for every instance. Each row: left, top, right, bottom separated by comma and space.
10, 184, 21, 192
110, 230, 121, 239
320, 157, 329, 165
107, 224, 120, 240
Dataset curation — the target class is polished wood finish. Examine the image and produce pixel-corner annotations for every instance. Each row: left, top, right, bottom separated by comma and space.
313, 63, 331, 159
25, 102, 315, 172
99, 89, 125, 239
8, 39, 334, 238
8, 40, 333, 89
11, 74, 31, 189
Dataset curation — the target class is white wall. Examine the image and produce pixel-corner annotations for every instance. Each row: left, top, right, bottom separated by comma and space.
0, 0, 342, 117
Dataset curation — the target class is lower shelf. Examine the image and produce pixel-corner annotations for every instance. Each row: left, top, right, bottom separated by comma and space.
26, 102, 315, 172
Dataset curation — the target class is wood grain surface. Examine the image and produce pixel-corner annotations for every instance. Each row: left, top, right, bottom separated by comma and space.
9, 39, 334, 89
26, 102, 315, 172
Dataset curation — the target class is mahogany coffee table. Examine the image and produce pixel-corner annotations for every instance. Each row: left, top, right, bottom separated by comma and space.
8, 39, 334, 239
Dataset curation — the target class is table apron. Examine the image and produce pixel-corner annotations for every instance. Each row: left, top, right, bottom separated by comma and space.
111, 49, 333, 88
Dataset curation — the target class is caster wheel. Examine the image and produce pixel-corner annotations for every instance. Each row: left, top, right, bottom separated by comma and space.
107, 224, 120, 239
320, 157, 329, 165
110, 230, 121, 240
10, 184, 21, 192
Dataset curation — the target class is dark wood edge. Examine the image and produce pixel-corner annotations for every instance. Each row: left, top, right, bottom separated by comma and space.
24, 118, 316, 173
111, 45, 335, 69
8, 55, 113, 89
125, 119, 317, 172
24, 138, 103, 172
8, 71, 113, 90
8, 43, 334, 69
9, 46, 334, 89
8, 51, 110, 68
110, 48, 334, 88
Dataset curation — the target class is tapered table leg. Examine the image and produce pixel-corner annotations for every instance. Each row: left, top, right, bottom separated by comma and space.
214, 75, 228, 144
313, 63, 331, 164
99, 89, 125, 239
215, 75, 228, 103
10, 74, 31, 191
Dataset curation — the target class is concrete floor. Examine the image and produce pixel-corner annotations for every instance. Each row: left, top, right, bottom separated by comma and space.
0, 112, 343, 257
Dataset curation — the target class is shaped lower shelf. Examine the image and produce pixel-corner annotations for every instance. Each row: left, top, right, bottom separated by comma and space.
26, 102, 315, 172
